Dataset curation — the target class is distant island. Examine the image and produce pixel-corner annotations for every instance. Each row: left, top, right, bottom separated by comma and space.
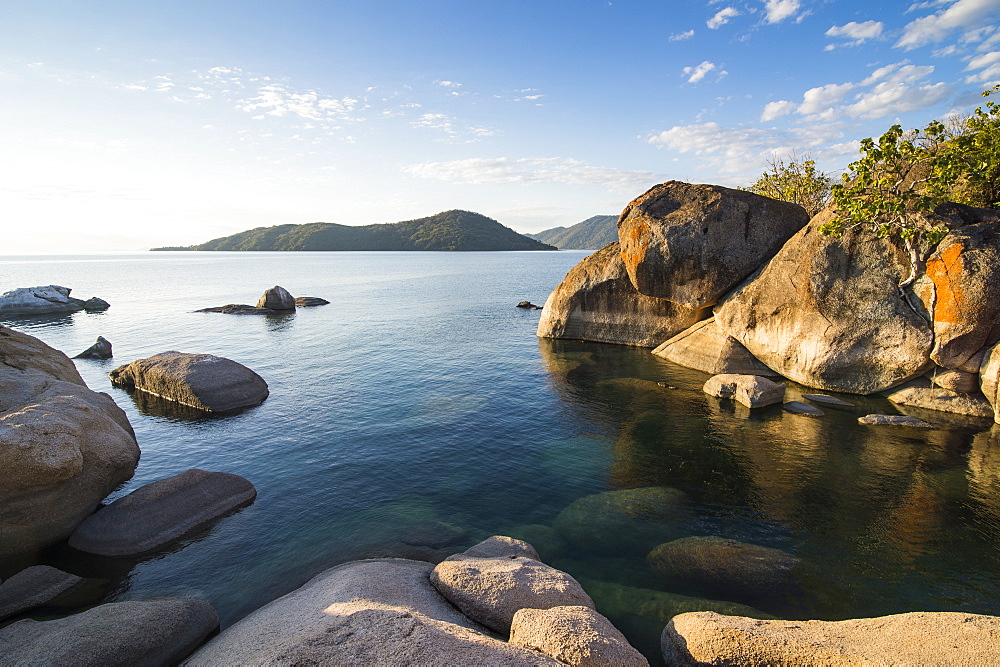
528, 215, 617, 250
152, 210, 556, 252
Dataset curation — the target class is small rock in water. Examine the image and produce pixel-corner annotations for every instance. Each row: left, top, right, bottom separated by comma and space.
703, 374, 785, 409
82, 297, 110, 311
858, 414, 933, 428
783, 401, 824, 417
196, 304, 277, 314
294, 296, 329, 307
257, 285, 296, 311
656, 382, 679, 390
516, 301, 542, 309
73, 336, 113, 360
801, 394, 855, 407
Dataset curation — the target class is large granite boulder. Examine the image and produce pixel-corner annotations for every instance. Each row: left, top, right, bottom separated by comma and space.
617, 182, 809, 309
186, 558, 559, 665
257, 285, 296, 311
0, 597, 218, 666
69, 469, 257, 556
982, 342, 1000, 424
661, 610, 1000, 666
0, 326, 139, 557
0, 566, 83, 621
109, 351, 268, 413
652, 317, 777, 376
537, 243, 707, 347
0, 285, 87, 315
509, 605, 648, 666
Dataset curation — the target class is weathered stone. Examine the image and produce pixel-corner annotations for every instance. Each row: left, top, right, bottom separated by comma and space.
801, 394, 855, 407
187, 558, 558, 666
196, 304, 276, 314
257, 285, 296, 311
982, 343, 1000, 424
69, 469, 256, 556
652, 317, 777, 376
0, 597, 218, 666
448, 535, 541, 561
516, 301, 543, 310
510, 605, 648, 667
553, 486, 690, 555
647, 536, 801, 602
109, 351, 268, 412
661, 610, 1000, 666
882, 379, 994, 418
858, 414, 934, 428
537, 243, 707, 347
73, 336, 113, 360
82, 297, 111, 311
0, 566, 83, 621
506, 525, 569, 562
703, 374, 785, 408
783, 400, 824, 417
715, 209, 935, 394
926, 366, 980, 394
617, 181, 809, 309
294, 296, 329, 307
0, 326, 139, 557
430, 555, 594, 634
0, 285, 86, 315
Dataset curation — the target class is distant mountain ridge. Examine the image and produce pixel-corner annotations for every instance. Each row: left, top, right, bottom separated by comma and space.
528, 215, 618, 249
153, 210, 556, 252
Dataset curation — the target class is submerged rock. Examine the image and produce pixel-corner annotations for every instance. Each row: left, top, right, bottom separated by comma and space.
0, 566, 83, 621
801, 394, 855, 408
782, 401, 824, 417
510, 605, 648, 667
73, 336, 113, 360
858, 414, 934, 428
109, 351, 268, 413
652, 317, 777, 376
257, 285, 296, 311
69, 468, 257, 556
661, 610, 1000, 666
703, 374, 785, 409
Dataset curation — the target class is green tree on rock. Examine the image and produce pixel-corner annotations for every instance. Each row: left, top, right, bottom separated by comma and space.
744, 155, 831, 217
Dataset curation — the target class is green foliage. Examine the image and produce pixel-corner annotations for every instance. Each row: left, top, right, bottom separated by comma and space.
927, 84, 1000, 209
743, 156, 831, 217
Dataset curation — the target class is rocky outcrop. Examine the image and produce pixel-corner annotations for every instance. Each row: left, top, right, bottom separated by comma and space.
0, 597, 219, 666
0, 325, 139, 557
537, 243, 706, 347
69, 469, 257, 556
109, 351, 268, 413
661, 610, 1000, 666
257, 285, 296, 311
0, 566, 83, 621
617, 182, 809, 309
186, 558, 560, 665
509, 605, 649, 666
0, 285, 108, 316
703, 374, 785, 409
982, 343, 1000, 424
652, 317, 777, 376
74, 336, 113, 360
882, 379, 994, 418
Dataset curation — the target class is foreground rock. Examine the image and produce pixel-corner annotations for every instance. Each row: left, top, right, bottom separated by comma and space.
74, 336, 113, 360
257, 285, 296, 311
537, 243, 707, 347
0, 285, 109, 316
510, 605, 648, 666
652, 317, 777, 376
0, 597, 218, 666
617, 182, 809, 309
109, 351, 268, 412
187, 558, 559, 665
661, 610, 1000, 666
69, 469, 257, 556
1, 326, 139, 557
882, 379, 994, 418
982, 343, 1000, 424
0, 566, 83, 621
703, 374, 785, 408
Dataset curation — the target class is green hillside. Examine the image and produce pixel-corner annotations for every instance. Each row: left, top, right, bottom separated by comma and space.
153, 210, 556, 252
529, 215, 618, 249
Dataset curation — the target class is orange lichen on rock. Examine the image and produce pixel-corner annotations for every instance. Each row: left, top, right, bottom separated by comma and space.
925, 241, 967, 325
619, 218, 649, 275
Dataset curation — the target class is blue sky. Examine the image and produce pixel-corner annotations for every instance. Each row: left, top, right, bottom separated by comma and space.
2, 0, 998, 251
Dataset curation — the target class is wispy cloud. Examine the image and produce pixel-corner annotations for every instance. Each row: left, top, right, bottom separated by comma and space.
762, 0, 805, 24
403, 157, 661, 192
825, 21, 884, 50
896, 0, 1000, 50
707, 7, 740, 29
669, 29, 696, 41
683, 60, 726, 84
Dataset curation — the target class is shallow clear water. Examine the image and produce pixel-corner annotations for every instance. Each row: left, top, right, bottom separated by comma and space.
3, 251, 1000, 662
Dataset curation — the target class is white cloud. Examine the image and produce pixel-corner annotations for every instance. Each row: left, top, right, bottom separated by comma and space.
435, 80, 462, 87
238, 85, 361, 122
669, 29, 696, 41
845, 63, 951, 117
967, 50, 1000, 70
798, 82, 856, 116
683, 60, 720, 83
825, 21, 884, 48
896, 0, 1000, 50
708, 7, 740, 29
761, 100, 796, 121
763, 0, 803, 24
403, 157, 660, 192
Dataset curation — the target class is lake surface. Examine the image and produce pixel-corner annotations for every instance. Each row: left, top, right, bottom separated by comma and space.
3, 251, 1000, 662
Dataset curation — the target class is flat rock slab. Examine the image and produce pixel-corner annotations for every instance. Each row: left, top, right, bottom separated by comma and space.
196, 304, 277, 314
782, 400, 824, 417
801, 394, 855, 407
0, 597, 218, 666
858, 414, 934, 428
0, 285, 86, 315
0, 566, 83, 621
662, 610, 1000, 666
430, 555, 595, 634
652, 317, 778, 377
703, 374, 785, 409
294, 296, 329, 307
510, 605, 648, 667
69, 468, 257, 556
883, 379, 994, 418
109, 351, 268, 412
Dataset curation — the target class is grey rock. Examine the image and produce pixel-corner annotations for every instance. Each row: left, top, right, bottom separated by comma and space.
801, 393, 855, 407
447, 535, 541, 561
662, 610, 1000, 667
257, 285, 296, 311
510, 605, 648, 667
196, 304, 276, 314
537, 242, 707, 347
187, 558, 558, 666
69, 468, 256, 556
430, 555, 595, 634
0, 566, 83, 621
294, 296, 329, 307
783, 400, 824, 417
982, 343, 1000, 424
858, 414, 934, 428
82, 297, 110, 311
926, 366, 980, 394
0, 597, 219, 667
617, 181, 809, 309
0, 285, 86, 315
109, 351, 268, 412
882, 379, 994, 418
73, 336, 113, 360
516, 301, 543, 310
652, 317, 778, 376
703, 374, 785, 408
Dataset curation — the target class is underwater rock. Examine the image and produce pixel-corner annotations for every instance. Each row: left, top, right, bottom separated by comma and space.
782, 401, 824, 417
857, 414, 934, 428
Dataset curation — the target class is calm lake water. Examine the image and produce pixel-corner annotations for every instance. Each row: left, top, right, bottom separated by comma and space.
3, 251, 1000, 662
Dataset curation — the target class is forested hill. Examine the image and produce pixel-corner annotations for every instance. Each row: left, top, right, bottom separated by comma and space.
528, 215, 618, 249
152, 210, 557, 251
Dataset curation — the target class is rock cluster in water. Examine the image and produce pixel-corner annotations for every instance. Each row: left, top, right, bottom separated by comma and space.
0, 285, 110, 316
197, 285, 329, 314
